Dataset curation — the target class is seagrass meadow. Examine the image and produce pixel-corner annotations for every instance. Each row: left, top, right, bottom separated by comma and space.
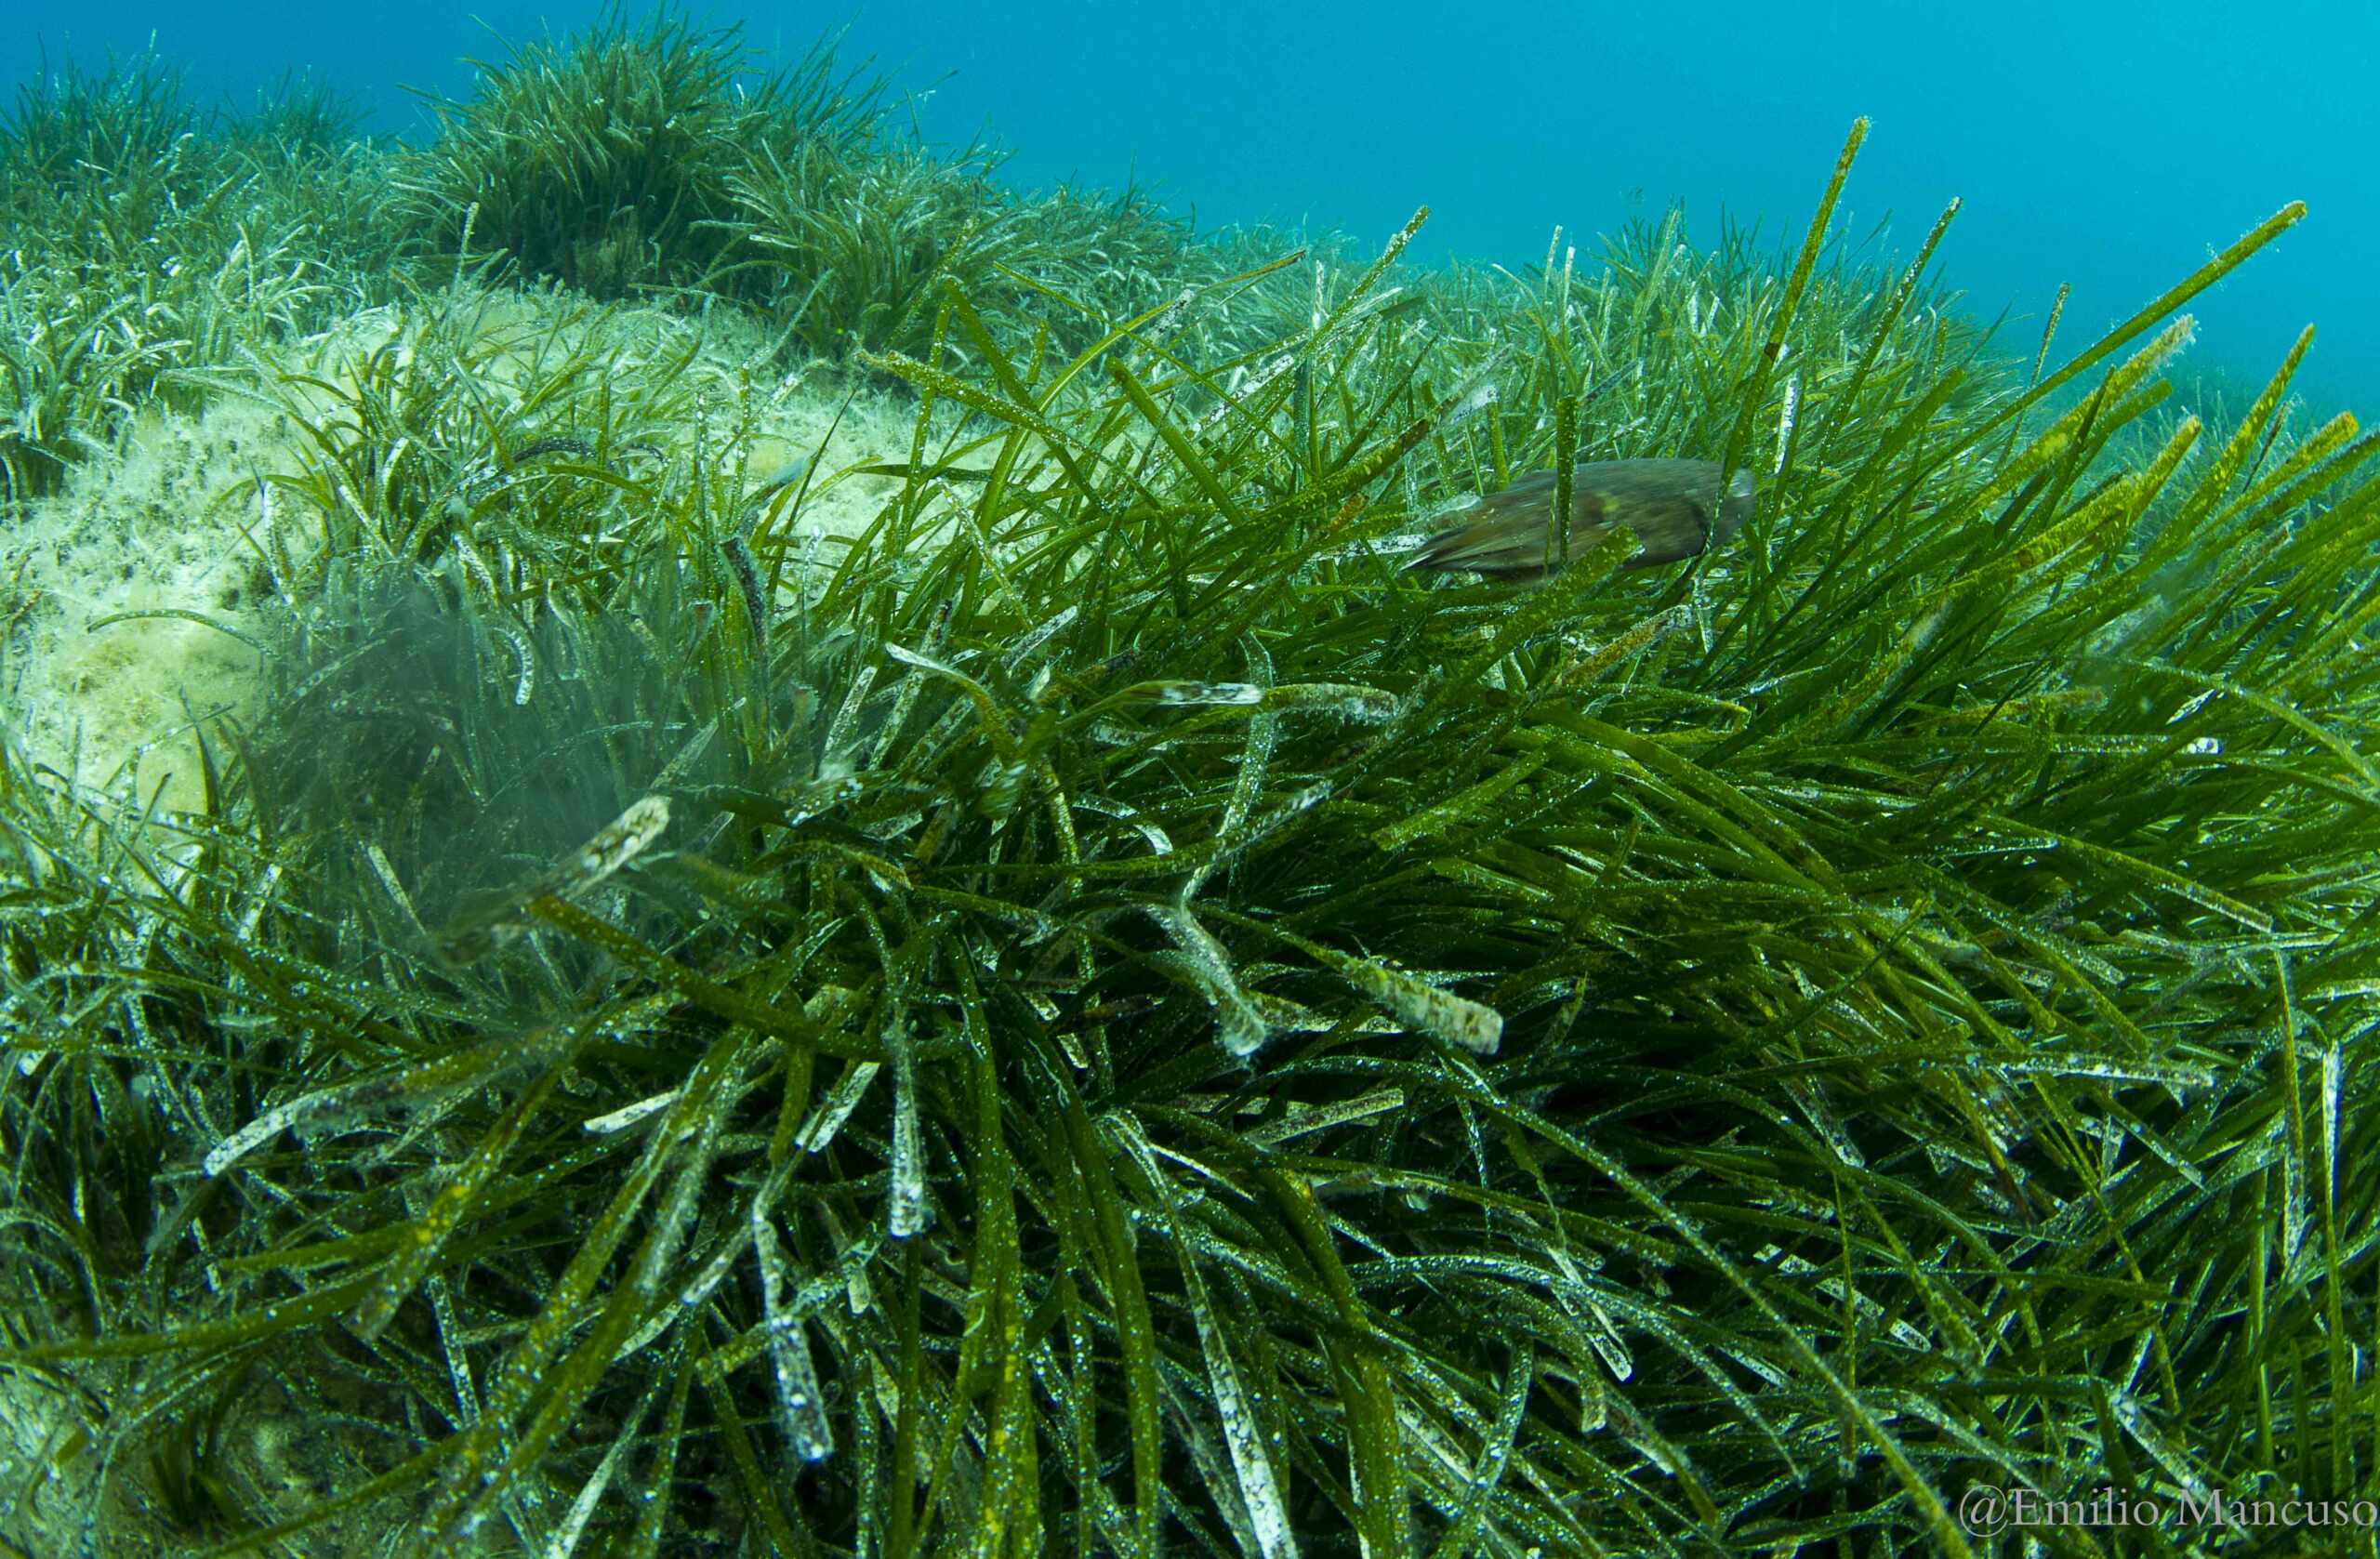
5, 13, 2380, 1559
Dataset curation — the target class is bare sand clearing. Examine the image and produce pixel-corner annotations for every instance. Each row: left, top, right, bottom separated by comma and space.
0, 284, 934, 819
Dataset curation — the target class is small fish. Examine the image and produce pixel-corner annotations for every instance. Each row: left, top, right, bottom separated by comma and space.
1404, 458, 1756, 583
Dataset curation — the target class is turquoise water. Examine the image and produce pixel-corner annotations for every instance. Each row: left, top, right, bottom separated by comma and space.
9, 0, 2372, 413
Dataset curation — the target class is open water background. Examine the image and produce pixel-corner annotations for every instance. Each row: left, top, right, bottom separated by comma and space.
8, 0, 2373, 415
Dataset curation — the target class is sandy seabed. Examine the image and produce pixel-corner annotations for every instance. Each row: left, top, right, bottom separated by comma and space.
1, 284, 932, 823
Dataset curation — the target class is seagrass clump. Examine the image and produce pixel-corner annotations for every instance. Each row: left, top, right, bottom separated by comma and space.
0, 53, 400, 497
397, 9, 886, 302
2, 95, 2376, 1559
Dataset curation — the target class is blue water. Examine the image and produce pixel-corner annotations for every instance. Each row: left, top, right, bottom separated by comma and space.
9, 1, 2373, 416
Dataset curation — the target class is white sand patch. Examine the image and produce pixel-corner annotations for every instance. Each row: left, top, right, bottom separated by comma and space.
743, 368, 925, 548
0, 283, 947, 822
0, 1360, 106, 1558
0, 395, 283, 814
